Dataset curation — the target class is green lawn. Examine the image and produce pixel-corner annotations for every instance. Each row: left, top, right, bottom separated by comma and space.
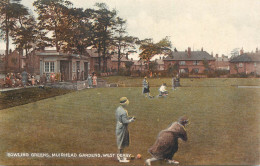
0, 78, 259, 165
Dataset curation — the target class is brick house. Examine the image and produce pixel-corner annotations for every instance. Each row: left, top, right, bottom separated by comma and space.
131, 59, 145, 71
110, 53, 132, 71
36, 50, 90, 81
229, 50, 260, 75
164, 47, 216, 74
86, 48, 112, 73
215, 54, 230, 71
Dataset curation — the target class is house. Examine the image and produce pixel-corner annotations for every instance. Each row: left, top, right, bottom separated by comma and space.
154, 58, 165, 71
36, 50, 90, 81
110, 53, 132, 71
215, 54, 230, 70
164, 47, 216, 74
86, 48, 112, 73
229, 48, 260, 75
131, 59, 145, 71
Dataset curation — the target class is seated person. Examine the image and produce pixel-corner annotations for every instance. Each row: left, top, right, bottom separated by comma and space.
159, 83, 168, 96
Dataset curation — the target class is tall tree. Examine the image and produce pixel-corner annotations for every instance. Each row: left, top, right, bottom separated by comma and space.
11, 14, 37, 55
112, 16, 137, 72
0, 0, 29, 71
33, 0, 73, 52
92, 3, 117, 72
138, 37, 172, 71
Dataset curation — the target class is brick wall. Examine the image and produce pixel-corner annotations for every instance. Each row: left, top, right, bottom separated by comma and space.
164, 60, 215, 73
230, 62, 260, 75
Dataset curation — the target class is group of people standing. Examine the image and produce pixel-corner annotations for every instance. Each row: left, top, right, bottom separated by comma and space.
3, 71, 39, 88
87, 73, 97, 88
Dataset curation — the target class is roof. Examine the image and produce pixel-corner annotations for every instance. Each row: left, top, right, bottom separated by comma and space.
111, 54, 131, 62
133, 60, 145, 65
86, 48, 99, 58
164, 51, 215, 61
230, 53, 260, 62
36, 50, 88, 60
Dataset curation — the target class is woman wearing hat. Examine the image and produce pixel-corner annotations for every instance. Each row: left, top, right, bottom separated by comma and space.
115, 97, 135, 163
145, 116, 189, 166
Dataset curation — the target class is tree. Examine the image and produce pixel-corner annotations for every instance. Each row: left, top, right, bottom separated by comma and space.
149, 61, 158, 73
112, 17, 137, 72
11, 15, 37, 55
33, 0, 73, 52
91, 3, 117, 72
139, 37, 172, 71
0, 0, 25, 71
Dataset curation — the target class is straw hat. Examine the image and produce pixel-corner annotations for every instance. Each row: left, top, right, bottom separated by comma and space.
120, 97, 129, 106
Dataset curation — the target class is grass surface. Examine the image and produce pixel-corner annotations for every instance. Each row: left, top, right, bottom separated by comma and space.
102, 76, 260, 87
0, 78, 259, 165
0, 87, 74, 110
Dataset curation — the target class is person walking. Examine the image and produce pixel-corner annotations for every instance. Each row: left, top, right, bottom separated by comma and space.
115, 97, 135, 163
145, 116, 189, 166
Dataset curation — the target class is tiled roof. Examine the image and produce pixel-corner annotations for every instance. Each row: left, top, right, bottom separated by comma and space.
164, 51, 215, 61
133, 60, 145, 65
230, 53, 260, 62
111, 54, 131, 62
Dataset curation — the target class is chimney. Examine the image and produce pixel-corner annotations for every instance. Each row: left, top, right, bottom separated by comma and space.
256, 47, 258, 53
215, 54, 218, 58
201, 47, 203, 51
131, 58, 133, 61
240, 48, 244, 55
126, 53, 128, 60
160, 56, 161, 60
187, 47, 191, 57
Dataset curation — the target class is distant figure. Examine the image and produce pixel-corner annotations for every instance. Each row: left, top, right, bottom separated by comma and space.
143, 77, 151, 97
92, 74, 97, 87
21, 70, 28, 87
31, 76, 36, 86
175, 74, 180, 87
159, 83, 168, 97
115, 97, 135, 163
87, 74, 93, 88
172, 75, 176, 90
145, 116, 189, 166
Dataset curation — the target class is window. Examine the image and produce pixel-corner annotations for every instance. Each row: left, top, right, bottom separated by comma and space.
179, 61, 186, 65
44, 62, 55, 73
72, 62, 76, 72
76, 61, 80, 72
239, 63, 243, 67
254, 62, 257, 67
193, 61, 199, 65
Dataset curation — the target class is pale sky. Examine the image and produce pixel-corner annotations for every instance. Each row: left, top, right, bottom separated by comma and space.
0, 0, 259, 58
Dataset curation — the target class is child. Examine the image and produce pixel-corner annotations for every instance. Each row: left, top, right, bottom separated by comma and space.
159, 83, 168, 97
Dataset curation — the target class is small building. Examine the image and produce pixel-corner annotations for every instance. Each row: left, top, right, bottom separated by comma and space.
229, 49, 260, 75
37, 50, 90, 81
215, 54, 230, 70
164, 47, 216, 74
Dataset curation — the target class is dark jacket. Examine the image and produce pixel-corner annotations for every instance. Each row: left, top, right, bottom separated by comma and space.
148, 122, 187, 159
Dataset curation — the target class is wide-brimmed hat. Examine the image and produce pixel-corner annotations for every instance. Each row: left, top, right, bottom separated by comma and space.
120, 97, 129, 106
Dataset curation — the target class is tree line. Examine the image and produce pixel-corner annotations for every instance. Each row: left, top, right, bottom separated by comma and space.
0, 0, 172, 73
